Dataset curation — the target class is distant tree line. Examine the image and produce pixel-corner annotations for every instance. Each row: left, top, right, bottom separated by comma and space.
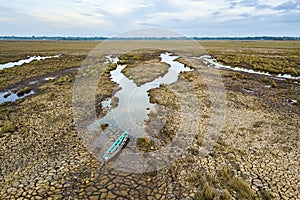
0, 36, 299, 41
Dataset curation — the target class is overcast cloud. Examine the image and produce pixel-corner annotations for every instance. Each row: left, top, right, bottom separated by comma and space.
0, 0, 299, 36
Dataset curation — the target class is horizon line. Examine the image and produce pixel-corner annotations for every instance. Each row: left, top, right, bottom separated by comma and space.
1, 35, 300, 41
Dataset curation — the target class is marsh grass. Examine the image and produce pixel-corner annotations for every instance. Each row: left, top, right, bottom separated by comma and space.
148, 84, 179, 109
55, 74, 74, 85
196, 136, 204, 146
262, 77, 272, 85
95, 63, 119, 116
220, 189, 231, 200
219, 166, 233, 181
259, 188, 274, 200
16, 87, 31, 97
118, 49, 165, 70
0, 54, 86, 87
201, 41, 300, 77
229, 177, 256, 200
136, 136, 155, 152
181, 71, 195, 82
174, 57, 194, 69
0, 41, 99, 87
223, 72, 247, 80
118, 50, 171, 86
195, 183, 219, 200
188, 165, 256, 200
0, 40, 98, 63
186, 172, 200, 183
271, 80, 278, 88
200, 40, 300, 49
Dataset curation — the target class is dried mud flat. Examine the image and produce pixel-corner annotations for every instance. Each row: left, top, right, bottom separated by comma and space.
0, 41, 299, 200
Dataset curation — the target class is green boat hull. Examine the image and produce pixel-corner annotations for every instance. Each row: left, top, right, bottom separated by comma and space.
103, 130, 129, 161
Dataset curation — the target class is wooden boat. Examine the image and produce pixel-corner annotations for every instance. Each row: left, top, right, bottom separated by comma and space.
103, 130, 129, 161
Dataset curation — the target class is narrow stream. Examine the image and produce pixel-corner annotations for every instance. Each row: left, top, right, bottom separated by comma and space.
88, 53, 192, 140
0, 54, 61, 70
200, 55, 300, 80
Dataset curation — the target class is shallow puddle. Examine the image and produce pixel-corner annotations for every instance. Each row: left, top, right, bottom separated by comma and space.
0, 55, 60, 70
0, 90, 35, 104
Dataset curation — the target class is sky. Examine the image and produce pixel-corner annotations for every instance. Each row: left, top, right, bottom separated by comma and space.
0, 0, 300, 37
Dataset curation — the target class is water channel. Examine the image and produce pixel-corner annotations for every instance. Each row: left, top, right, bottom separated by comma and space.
88, 52, 192, 152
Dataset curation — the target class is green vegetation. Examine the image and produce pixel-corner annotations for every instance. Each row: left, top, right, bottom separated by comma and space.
202, 114, 210, 119
215, 54, 299, 77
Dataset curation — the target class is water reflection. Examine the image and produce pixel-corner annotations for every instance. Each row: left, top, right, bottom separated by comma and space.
88, 52, 192, 140
0, 90, 35, 104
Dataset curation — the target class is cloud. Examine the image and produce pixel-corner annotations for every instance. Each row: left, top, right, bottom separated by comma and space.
0, 0, 299, 36
75, 0, 152, 16
138, 0, 279, 25
274, 0, 300, 10
0, 1, 111, 27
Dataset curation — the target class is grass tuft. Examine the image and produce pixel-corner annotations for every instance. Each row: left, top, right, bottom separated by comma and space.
0, 121, 16, 136
259, 189, 274, 200
186, 172, 199, 183
100, 123, 109, 130
136, 136, 155, 151
271, 80, 278, 88
229, 177, 256, 200
16, 87, 31, 97
220, 189, 231, 200
195, 183, 219, 200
